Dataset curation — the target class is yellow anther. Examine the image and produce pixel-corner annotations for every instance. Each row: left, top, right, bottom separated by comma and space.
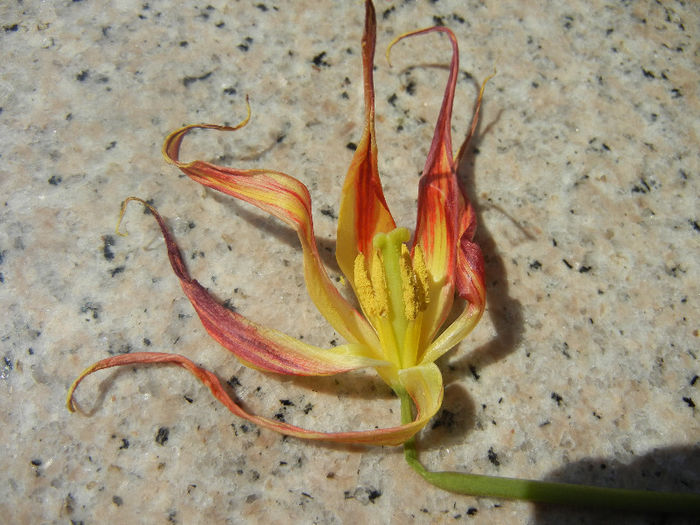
412, 243, 431, 309
353, 253, 378, 317
370, 250, 390, 317
400, 244, 419, 320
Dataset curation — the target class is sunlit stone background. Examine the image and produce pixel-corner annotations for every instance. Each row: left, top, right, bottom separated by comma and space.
1, 1, 697, 523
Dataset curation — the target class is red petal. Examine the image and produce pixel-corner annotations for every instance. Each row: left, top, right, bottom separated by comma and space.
336, 0, 396, 282
119, 198, 379, 376
67, 352, 439, 446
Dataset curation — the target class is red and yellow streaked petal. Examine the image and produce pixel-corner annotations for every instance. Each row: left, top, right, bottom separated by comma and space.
123, 198, 383, 375
68, 352, 441, 446
392, 26, 461, 286
163, 125, 379, 351
420, 236, 485, 365
418, 75, 490, 364
336, 0, 395, 284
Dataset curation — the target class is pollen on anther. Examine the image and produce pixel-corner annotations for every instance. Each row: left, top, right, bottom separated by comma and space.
412, 244, 430, 309
353, 253, 378, 317
370, 251, 390, 317
400, 244, 419, 320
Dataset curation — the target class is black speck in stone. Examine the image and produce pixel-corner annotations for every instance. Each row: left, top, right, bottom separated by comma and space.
274, 412, 285, 421
110, 266, 125, 277
256, 3, 268, 11
184, 395, 193, 403
182, 71, 212, 87
346, 142, 357, 151
4, 23, 19, 32
179, 40, 188, 47
642, 68, 656, 79
215, 21, 225, 28
143, 338, 151, 346
103, 235, 115, 260
80, 302, 100, 320
387, 93, 398, 107
682, 397, 695, 408
467, 507, 478, 515
562, 259, 573, 269
312, 52, 330, 68
691, 375, 699, 386
223, 87, 236, 95
487, 447, 500, 466
433, 15, 446, 26
238, 36, 253, 51
106, 141, 117, 150
320, 207, 336, 220
76, 70, 89, 82
48, 175, 63, 185
551, 392, 563, 406
367, 488, 382, 503
31, 458, 42, 466
155, 426, 169, 445
579, 265, 592, 273
406, 80, 416, 95
469, 365, 480, 380
279, 399, 294, 406
119, 438, 129, 449
303, 403, 313, 414
529, 260, 542, 270
382, 6, 395, 19
112, 495, 123, 506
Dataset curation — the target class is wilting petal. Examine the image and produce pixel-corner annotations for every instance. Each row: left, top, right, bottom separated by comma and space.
420, 235, 485, 364
419, 76, 490, 364
393, 27, 462, 287
336, 0, 395, 284
122, 198, 383, 375
163, 125, 379, 351
67, 352, 441, 446
387, 26, 462, 346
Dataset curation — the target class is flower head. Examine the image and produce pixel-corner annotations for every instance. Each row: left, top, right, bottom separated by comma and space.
68, 0, 488, 446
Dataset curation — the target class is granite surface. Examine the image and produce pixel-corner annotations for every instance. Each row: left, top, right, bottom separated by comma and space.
1, 1, 698, 523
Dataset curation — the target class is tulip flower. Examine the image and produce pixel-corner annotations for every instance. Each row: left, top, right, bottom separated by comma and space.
67, 1, 700, 513
67, 0, 486, 447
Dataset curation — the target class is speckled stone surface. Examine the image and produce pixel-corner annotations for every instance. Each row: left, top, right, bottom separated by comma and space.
1, 1, 698, 523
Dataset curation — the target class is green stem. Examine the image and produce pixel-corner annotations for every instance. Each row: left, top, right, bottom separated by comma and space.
398, 391, 700, 514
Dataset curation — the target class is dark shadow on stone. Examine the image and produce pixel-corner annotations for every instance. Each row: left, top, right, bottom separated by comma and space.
417, 382, 476, 450
533, 445, 700, 524
442, 96, 523, 381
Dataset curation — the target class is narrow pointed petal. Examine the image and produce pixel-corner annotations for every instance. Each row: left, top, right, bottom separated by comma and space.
387, 26, 462, 344
336, 0, 395, 283
68, 352, 441, 446
122, 198, 383, 375
401, 27, 462, 287
163, 126, 379, 351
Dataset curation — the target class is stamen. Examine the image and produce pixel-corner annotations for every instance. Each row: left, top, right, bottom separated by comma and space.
400, 245, 419, 320
370, 250, 390, 317
412, 244, 431, 309
353, 253, 378, 317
